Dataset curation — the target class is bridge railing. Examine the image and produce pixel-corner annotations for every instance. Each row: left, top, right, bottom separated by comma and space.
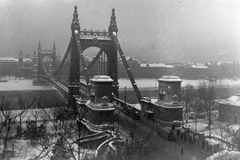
77, 131, 110, 142
94, 134, 124, 158
113, 96, 140, 111
39, 75, 68, 100
79, 81, 89, 97
80, 30, 111, 40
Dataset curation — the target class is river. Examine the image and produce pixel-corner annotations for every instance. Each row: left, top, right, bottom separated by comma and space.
118, 78, 240, 89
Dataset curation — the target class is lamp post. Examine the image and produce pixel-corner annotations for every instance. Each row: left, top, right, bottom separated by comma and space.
124, 86, 127, 104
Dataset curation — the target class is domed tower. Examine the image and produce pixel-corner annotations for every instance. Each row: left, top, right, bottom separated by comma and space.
32, 50, 37, 76
18, 50, 23, 63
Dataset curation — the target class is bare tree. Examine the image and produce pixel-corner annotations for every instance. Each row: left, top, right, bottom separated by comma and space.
197, 79, 223, 136
191, 101, 204, 132
27, 101, 84, 160
181, 84, 196, 124
0, 96, 35, 159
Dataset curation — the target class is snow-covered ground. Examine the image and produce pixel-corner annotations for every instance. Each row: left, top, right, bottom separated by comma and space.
206, 150, 240, 160
0, 107, 95, 160
4, 138, 95, 160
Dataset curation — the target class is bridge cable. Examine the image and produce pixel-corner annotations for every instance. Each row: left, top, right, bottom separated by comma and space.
38, 53, 51, 77
79, 49, 104, 75
112, 33, 142, 102
52, 41, 72, 77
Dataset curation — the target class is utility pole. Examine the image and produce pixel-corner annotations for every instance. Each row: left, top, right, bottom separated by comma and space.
76, 117, 81, 160
124, 86, 127, 103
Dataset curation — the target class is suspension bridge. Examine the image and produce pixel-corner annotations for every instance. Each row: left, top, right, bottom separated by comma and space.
36, 6, 143, 110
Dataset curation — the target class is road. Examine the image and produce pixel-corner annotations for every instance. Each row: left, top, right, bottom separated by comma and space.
117, 111, 208, 160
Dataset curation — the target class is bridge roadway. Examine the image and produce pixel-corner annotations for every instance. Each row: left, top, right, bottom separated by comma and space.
117, 110, 208, 160
38, 77, 208, 159
39, 75, 90, 100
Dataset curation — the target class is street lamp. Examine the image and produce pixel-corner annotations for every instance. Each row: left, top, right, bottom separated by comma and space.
124, 86, 127, 104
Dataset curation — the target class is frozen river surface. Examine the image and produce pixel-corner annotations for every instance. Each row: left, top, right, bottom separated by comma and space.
0, 79, 54, 91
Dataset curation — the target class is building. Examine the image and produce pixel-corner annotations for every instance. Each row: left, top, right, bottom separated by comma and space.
219, 95, 240, 123
117, 56, 240, 79
0, 50, 37, 78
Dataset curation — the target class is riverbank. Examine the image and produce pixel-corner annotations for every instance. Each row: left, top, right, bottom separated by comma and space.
118, 78, 240, 103
118, 78, 240, 89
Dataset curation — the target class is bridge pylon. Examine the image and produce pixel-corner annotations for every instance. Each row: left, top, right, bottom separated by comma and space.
68, 5, 81, 106
37, 41, 57, 77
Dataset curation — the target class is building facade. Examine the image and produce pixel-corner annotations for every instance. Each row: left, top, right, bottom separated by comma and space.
219, 95, 240, 123
0, 51, 37, 78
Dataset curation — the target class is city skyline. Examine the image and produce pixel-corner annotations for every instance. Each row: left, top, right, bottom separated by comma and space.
0, 0, 239, 63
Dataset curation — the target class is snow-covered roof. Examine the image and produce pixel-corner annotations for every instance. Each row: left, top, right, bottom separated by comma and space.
140, 63, 174, 68
90, 75, 113, 82
215, 61, 235, 65
23, 58, 32, 62
158, 75, 182, 82
185, 65, 208, 69
118, 56, 140, 63
219, 95, 240, 106
0, 57, 18, 62
205, 138, 221, 145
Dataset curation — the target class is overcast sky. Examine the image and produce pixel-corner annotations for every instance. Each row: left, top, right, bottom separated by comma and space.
0, 0, 239, 63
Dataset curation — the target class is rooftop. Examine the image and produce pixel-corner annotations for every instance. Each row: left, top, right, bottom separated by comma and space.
85, 101, 115, 111
0, 57, 18, 62
185, 65, 208, 69
140, 63, 174, 68
90, 75, 113, 82
158, 75, 182, 82
219, 95, 240, 106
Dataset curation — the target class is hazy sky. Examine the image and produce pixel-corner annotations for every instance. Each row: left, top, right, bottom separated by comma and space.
0, 0, 240, 63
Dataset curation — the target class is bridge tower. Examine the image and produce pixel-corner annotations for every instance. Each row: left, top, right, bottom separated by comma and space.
32, 50, 37, 76
52, 42, 57, 72
18, 50, 23, 63
70, 6, 119, 97
69, 6, 80, 98
37, 41, 57, 77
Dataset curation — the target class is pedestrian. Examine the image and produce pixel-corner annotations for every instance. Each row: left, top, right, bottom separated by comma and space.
172, 123, 175, 131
